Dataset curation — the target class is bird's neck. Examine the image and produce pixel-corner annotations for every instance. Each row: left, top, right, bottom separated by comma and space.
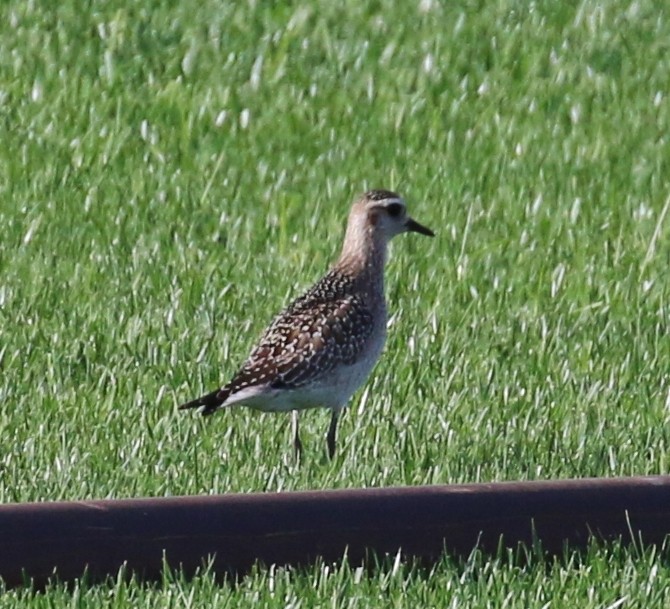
334, 220, 387, 298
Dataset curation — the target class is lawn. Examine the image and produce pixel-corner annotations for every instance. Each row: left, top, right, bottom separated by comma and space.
2, 0, 670, 605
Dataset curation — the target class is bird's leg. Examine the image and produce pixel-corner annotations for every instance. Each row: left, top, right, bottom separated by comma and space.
327, 409, 340, 459
292, 410, 303, 459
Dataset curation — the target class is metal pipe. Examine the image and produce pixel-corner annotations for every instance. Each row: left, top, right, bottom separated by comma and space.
1, 476, 669, 587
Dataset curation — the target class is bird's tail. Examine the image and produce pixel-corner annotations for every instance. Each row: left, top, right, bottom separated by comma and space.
178, 387, 230, 416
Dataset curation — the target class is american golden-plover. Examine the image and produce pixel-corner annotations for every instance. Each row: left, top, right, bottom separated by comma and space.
179, 190, 434, 458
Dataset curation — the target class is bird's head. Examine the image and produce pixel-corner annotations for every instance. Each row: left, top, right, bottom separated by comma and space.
354, 189, 434, 240
336, 189, 434, 274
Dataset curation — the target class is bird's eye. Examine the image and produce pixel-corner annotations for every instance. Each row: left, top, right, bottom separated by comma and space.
387, 203, 404, 217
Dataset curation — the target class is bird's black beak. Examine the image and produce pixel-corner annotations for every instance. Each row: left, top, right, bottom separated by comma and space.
405, 217, 435, 237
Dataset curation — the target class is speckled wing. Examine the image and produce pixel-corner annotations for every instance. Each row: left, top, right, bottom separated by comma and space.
219, 290, 374, 399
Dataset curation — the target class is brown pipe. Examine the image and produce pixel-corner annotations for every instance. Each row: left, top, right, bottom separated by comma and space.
1, 476, 669, 587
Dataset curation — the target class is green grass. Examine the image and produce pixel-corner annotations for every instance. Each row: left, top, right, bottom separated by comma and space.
2, 0, 670, 604
3, 544, 670, 608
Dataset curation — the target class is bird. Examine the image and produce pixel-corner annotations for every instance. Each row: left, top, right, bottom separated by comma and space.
179, 189, 434, 458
